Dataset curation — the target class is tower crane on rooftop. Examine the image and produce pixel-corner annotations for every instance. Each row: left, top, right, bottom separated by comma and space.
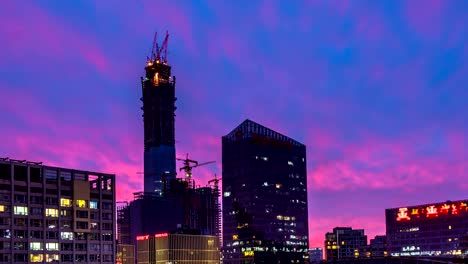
148, 31, 169, 64
177, 153, 215, 180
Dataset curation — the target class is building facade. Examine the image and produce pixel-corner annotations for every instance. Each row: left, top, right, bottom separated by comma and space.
325, 227, 367, 260
136, 230, 221, 264
222, 119, 309, 263
386, 199, 468, 257
368, 235, 387, 258
141, 47, 177, 193
0, 158, 116, 263
117, 244, 135, 264
309, 247, 323, 263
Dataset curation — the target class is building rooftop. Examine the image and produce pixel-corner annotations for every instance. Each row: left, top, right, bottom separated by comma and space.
223, 119, 304, 147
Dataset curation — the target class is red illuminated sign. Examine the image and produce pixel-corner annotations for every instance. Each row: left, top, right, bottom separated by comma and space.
397, 208, 411, 221
155, 233, 168, 238
136, 235, 149, 241
395, 201, 468, 221
426, 205, 438, 217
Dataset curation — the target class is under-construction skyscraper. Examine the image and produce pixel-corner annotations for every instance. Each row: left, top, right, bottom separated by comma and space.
141, 32, 177, 193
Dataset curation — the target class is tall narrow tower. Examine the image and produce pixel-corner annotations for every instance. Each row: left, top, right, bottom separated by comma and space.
141, 32, 177, 193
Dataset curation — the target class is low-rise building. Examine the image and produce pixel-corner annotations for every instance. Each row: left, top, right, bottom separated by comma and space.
136, 229, 221, 264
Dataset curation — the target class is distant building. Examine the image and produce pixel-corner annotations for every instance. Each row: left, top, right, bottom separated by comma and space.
369, 235, 387, 258
117, 178, 220, 249
222, 119, 309, 263
136, 229, 221, 264
310, 247, 324, 263
117, 244, 135, 264
386, 199, 468, 257
0, 158, 116, 263
325, 227, 367, 260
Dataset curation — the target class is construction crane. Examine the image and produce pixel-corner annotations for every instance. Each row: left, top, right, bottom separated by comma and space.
208, 174, 222, 192
177, 153, 215, 180
148, 31, 169, 64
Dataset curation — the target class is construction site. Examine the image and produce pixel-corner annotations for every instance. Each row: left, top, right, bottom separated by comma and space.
116, 32, 222, 264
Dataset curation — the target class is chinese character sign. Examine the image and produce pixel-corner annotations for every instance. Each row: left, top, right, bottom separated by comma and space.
397, 208, 411, 221
394, 201, 468, 221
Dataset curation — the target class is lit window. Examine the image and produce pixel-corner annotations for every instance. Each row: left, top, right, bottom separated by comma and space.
61, 232, 74, 240
14, 206, 28, 215
223, 192, 231, 197
45, 209, 58, 217
30, 242, 43, 251
76, 200, 87, 208
46, 254, 59, 262
46, 243, 59, 251
277, 215, 283, 220
288, 161, 294, 166
30, 254, 44, 262
90, 201, 98, 209
0, 205, 5, 212
60, 198, 72, 207
275, 184, 282, 189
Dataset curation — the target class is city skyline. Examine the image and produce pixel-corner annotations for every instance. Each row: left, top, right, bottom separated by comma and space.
1, 0, 467, 248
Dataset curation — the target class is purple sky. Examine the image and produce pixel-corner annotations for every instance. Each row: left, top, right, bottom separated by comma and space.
1, 0, 467, 247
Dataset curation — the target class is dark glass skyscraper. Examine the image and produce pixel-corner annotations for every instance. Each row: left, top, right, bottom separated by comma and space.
141, 58, 177, 193
222, 119, 309, 263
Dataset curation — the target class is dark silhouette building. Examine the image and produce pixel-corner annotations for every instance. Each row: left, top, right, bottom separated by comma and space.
310, 247, 324, 263
222, 119, 309, 263
325, 227, 367, 260
368, 235, 387, 258
141, 32, 177, 193
386, 199, 468, 257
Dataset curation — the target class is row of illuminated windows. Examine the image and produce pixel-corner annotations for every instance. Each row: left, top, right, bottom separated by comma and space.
0, 253, 114, 263
30, 242, 59, 251
0, 218, 112, 230
0, 194, 113, 210
1, 206, 112, 220
0, 230, 113, 241
30, 253, 59, 263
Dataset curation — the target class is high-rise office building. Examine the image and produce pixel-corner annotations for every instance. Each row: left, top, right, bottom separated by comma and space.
325, 227, 367, 260
222, 119, 309, 263
386, 199, 468, 257
141, 32, 177, 193
136, 228, 220, 264
0, 158, 116, 263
